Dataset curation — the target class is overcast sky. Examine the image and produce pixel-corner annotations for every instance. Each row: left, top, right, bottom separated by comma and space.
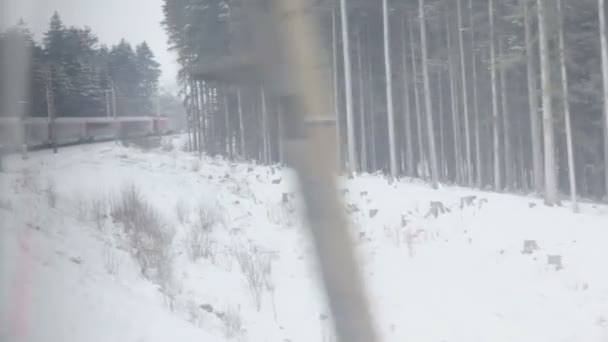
1, 0, 179, 91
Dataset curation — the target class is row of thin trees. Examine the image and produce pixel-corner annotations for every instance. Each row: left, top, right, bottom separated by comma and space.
166, 0, 608, 209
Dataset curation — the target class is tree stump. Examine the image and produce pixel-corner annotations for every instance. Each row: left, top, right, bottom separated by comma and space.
547, 255, 563, 270
522, 240, 540, 254
426, 201, 450, 218
369, 209, 379, 218
460, 195, 477, 209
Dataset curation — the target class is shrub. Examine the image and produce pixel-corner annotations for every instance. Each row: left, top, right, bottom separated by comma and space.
187, 204, 217, 261
222, 306, 243, 339
111, 184, 174, 283
103, 243, 121, 276
90, 196, 108, 231
232, 244, 273, 311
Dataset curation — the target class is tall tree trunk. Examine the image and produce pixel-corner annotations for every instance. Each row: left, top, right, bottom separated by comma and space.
457, 0, 472, 185
438, 70, 446, 180
261, 86, 270, 164
410, 21, 426, 179
401, 16, 415, 177
368, 39, 377, 171
237, 87, 246, 159
197, 81, 205, 154
332, 6, 342, 171
537, 0, 559, 205
190, 81, 202, 154
599, 0, 608, 199
499, 39, 514, 190
340, 0, 358, 173
186, 105, 192, 152
223, 87, 232, 158
277, 100, 284, 163
447, 14, 462, 183
46, 71, 57, 154
524, 0, 544, 194
419, 0, 440, 189
558, 0, 578, 211
489, 0, 502, 191
470, 0, 482, 187
383, 0, 398, 177
357, 27, 368, 172
186, 81, 198, 151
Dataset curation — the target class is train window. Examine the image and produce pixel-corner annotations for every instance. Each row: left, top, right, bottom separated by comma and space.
2, 1, 608, 342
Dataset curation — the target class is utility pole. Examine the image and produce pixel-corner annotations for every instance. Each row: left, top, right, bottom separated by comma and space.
111, 82, 119, 141
46, 69, 57, 154
111, 84, 117, 119
105, 89, 111, 118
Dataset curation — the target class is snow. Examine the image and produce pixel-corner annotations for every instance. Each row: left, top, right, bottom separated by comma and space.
1, 137, 608, 342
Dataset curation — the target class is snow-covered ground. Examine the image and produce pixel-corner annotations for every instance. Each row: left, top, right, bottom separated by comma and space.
1, 137, 608, 342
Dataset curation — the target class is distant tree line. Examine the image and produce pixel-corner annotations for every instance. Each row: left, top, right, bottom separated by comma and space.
0, 12, 161, 118
164, 0, 608, 206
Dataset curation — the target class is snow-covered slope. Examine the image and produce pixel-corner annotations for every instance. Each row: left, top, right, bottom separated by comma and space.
1, 138, 608, 342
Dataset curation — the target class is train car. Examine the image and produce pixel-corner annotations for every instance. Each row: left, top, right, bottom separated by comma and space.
0, 115, 172, 150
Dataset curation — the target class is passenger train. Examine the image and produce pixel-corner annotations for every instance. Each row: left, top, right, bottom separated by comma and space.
0, 116, 171, 150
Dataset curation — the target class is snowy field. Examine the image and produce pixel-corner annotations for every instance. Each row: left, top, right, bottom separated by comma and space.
1, 136, 608, 342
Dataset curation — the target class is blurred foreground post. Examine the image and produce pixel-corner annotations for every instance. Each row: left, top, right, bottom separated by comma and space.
190, 1, 380, 340
263, 1, 379, 341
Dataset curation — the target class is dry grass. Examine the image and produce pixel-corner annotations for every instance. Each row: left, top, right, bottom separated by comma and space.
187, 204, 218, 262
90, 196, 108, 231
222, 306, 243, 339
111, 184, 174, 284
232, 243, 274, 311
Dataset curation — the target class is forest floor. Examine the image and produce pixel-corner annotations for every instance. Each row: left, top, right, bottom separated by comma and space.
1, 136, 608, 342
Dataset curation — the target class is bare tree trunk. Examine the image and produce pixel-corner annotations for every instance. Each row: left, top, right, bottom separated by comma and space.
537, 0, 559, 205
410, 21, 426, 179
490, 0, 502, 191
237, 87, 246, 159
332, 6, 342, 171
401, 16, 415, 177
438, 70, 446, 180
197, 81, 205, 155
261, 86, 270, 164
599, 0, 608, 199
524, 0, 544, 194
340, 0, 358, 173
186, 108, 192, 152
357, 27, 368, 172
383, 0, 398, 177
457, 0, 472, 185
447, 14, 462, 183
223, 87, 232, 158
277, 100, 284, 163
190, 80, 200, 153
558, 0, 578, 211
499, 39, 514, 190
368, 41, 377, 172
46, 71, 57, 154
419, 0, 440, 189
470, 0, 482, 187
